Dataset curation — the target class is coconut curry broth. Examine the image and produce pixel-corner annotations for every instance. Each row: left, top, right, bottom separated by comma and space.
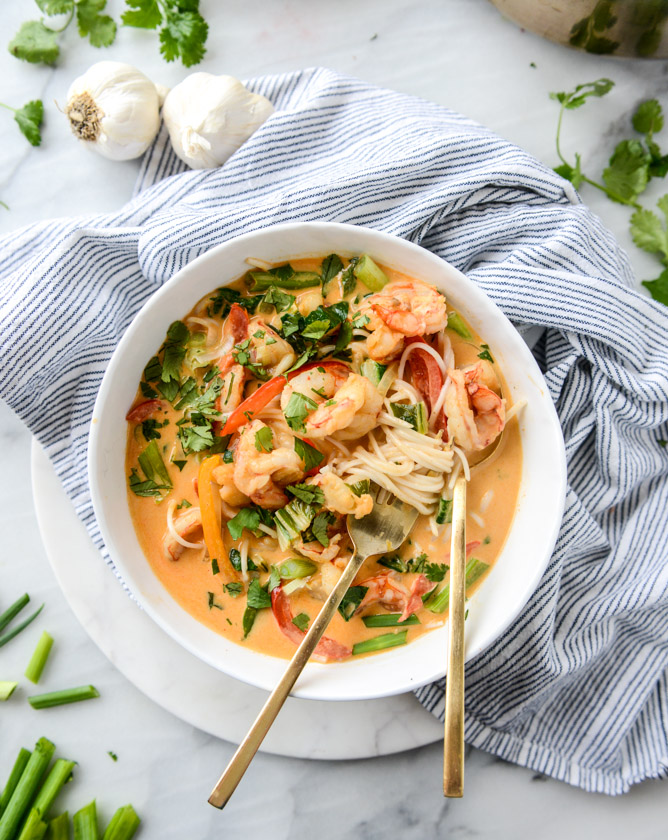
125, 257, 522, 660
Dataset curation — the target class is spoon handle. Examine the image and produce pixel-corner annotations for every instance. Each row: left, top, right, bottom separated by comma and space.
443, 473, 467, 797
208, 550, 367, 809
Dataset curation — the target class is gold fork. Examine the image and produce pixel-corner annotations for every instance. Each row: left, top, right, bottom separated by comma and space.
208, 487, 419, 809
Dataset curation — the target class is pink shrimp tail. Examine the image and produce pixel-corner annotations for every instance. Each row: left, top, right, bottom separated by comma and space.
372, 304, 422, 336
271, 587, 351, 662
399, 574, 435, 622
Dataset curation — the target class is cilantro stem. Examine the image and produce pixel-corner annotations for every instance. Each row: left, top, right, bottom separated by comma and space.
555, 104, 569, 168
0, 103, 16, 113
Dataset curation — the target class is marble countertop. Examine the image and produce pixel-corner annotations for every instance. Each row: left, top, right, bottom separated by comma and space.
1, 0, 667, 836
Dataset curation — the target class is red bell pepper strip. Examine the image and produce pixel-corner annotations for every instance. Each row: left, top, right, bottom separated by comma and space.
220, 359, 349, 436
271, 586, 351, 662
125, 399, 166, 423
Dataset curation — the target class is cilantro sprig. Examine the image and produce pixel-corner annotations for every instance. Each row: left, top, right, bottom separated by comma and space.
0, 100, 44, 147
9, 0, 117, 67
121, 0, 209, 67
550, 79, 668, 306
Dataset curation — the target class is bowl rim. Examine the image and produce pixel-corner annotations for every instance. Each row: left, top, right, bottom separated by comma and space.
88, 221, 567, 701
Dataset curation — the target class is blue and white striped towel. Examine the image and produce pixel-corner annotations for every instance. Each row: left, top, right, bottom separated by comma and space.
1, 67, 667, 794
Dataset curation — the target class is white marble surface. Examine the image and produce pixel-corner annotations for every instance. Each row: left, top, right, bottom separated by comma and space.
1, 0, 667, 835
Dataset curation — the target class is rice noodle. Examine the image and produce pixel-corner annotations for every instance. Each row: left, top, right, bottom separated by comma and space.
429, 376, 451, 428
246, 257, 273, 270
451, 445, 471, 481
479, 489, 494, 513
469, 511, 485, 528
504, 399, 527, 424
166, 501, 205, 550
240, 538, 249, 581
257, 523, 278, 538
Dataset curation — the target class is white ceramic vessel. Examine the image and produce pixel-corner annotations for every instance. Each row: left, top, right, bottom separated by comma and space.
88, 222, 567, 702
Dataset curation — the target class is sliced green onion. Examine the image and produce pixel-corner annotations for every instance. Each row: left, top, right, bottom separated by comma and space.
28, 685, 99, 710
276, 559, 317, 580
435, 498, 453, 525
353, 254, 389, 292
0, 594, 29, 633
101, 805, 140, 840
248, 270, 321, 291
0, 748, 31, 817
0, 737, 55, 840
0, 682, 17, 701
447, 311, 472, 339
0, 604, 44, 648
25, 631, 54, 684
46, 813, 69, 840
390, 401, 428, 433
352, 630, 408, 655
360, 359, 387, 387
282, 578, 308, 596
16, 807, 46, 840
426, 558, 490, 614
31, 759, 75, 822
73, 801, 98, 840
362, 614, 420, 627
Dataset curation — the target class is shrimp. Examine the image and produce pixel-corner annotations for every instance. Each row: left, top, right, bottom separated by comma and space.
271, 586, 351, 661
308, 561, 344, 600
302, 374, 383, 440
308, 472, 373, 519
248, 317, 296, 376
355, 571, 435, 622
212, 462, 250, 507
359, 280, 448, 362
233, 420, 304, 509
281, 366, 349, 412
295, 533, 344, 563
216, 364, 246, 414
444, 360, 505, 452
163, 506, 203, 561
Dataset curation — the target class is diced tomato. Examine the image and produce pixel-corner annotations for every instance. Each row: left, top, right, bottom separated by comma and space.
270, 587, 351, 661
220, 360, 350, 436
125, 399, 166, 423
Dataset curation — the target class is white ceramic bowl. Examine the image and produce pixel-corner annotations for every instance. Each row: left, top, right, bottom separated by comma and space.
89, 222, 566, 701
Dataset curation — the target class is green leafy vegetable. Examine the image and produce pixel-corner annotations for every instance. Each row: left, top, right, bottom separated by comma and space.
248, 264, 321, 291
446, 312, 472, 339
338, 585, 368, 621
242, 606, 257, 638
602, 139, 651, 204
224, 582, 243, 597
260, 286, 295, 313
292, 613, 309, 632
246, 579, 271, 610
208, 287, 261, 318
122, 0, 209, 67
8, 21, 60, 65
207, 592, 222, 610
76, 0, 117, 47
227, 507, 261, 541
378, 552, 447, 583
229, 547, 259, 573
141, 418, 168, 441
549, 78, 614, 110
630, 195, 668, 262
137, 440, 172, 489
390, 401, 428, 433
254, 426, 274, 453
286, 483, 324, 506
478, 344, 494, 363
283, 392, 318, 432
435, 498, 453, 525
161, 320, 189, 383
294, 437, 324, 471
309, 511, 331, 547
0, 100, 44, 146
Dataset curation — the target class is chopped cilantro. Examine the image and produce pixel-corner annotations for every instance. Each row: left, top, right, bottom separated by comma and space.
227, 507, 261, 541
310, 511, 331, 547
0, 99, 44, 146
172, 459, 187, 471
478, 344, 494, 363
246, 579, 271, 610
338, 585, 368, 621
254, 426, 274, 453
283, 392, 318, 432
294, 437, 324, 471
260, 287, 295, 313
224, 582, 243, 597
107, 751, 118, 762
211, 558, 220, 575
176, 499, 192, 510
292, 613, 310, 632
286, 483, 324, 506
141, 418, 168, 442
140, 381, 158, 399
208, 592, 223, 610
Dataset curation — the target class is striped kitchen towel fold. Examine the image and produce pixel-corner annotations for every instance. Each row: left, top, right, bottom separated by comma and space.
1, 67, 667, 794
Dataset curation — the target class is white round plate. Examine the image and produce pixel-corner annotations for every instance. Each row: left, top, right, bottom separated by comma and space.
31, 440, 442, 759
88, 222, 567, 702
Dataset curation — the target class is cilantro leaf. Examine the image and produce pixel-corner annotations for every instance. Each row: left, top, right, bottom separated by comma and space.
630, 202, 668, 263
227, 507, 261, 541
283, 392, 318, 432
35, 0, 74, 12
246, 579, 271, 610
549, 78, 614, 110
310, 511, 330, 547
602, 139, 651, 203
286, 483, 324, 506
9, 100, 44, 147
141, 418, 167, 441
294, 438, 323, 471
76, 0, 117, 47
633, 99, 663, 136
128, 468, 165, 498
334, 320, 353, 353
224, 582, 243, 598
642, 267, 668, 306
338, 586, 368, 621
121, 0, 162, 28
254, 426, 274, 453
321, 253, 344, 294
554, 154, 583, 190
478, 344, 494, 362
177, 423, 214, 454
302, 320, 331, 340
292, 613, 310, 632
207, 591, 222, 610
260, 287, 294, 313
160, 7, 208, 67
8, 21, 60, 65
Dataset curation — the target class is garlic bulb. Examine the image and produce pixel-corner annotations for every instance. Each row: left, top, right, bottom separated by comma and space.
162, 73, 274, 169
66, 62, 161, 161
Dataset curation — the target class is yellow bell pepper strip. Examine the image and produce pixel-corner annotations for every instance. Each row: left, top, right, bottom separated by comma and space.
198, 455, 239, 581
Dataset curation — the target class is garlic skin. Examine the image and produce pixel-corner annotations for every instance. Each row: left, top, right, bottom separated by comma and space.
66, 62, 161, 161
162, 73, 274, 169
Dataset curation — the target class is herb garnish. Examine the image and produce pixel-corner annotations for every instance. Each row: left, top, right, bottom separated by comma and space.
207, 592, 223, 610
141, 418, 168, 441
292, 613, 310, 632
283, 392, 318, 432
122, 0, 209, 67
286, 483, 324, 506
254, 426, 274, 453
294, 437, 324, 471
478, 344, 494, 363
224, 582, 243, 597
0, 99, 44, 146
379, 552, 448, 583
338, 585, 368, 621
